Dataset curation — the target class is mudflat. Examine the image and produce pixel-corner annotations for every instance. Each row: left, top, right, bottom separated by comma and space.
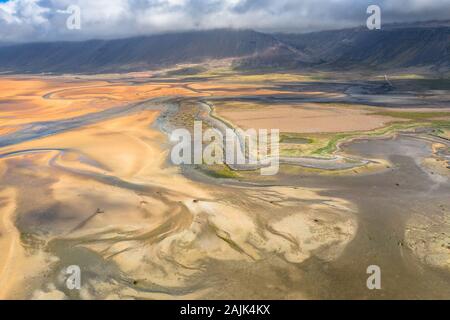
0, 71, 449, 299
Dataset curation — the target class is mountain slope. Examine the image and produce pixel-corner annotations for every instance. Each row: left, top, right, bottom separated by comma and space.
270, 24, 450, 71
0, 29, 280, 74
0, 22, 449, 74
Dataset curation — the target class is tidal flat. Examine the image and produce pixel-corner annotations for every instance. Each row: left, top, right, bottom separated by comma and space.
0, 69, 449, 299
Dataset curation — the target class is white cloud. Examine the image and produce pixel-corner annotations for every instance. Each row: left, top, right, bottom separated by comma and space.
0, 0, 49, 24
0, 0, 449, 42
0, 0, 51, 40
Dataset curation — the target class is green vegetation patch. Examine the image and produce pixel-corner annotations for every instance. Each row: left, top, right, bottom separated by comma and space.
173, 66, 319, 83
280, 134, 313, 144
372, 111, 450, 120
165, 66, 207, 77
200, 164, 240, 179
280, 119, 450, 158
410, 79, 450, 90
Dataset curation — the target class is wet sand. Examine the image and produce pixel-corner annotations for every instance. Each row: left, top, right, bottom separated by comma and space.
276, 135, 450, 299
0, 103, 358, 299
214, 102, 403, 133
0, 74, 449, 300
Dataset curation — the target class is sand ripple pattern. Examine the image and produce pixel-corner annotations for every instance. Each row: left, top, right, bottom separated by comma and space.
0, 107, 357, 299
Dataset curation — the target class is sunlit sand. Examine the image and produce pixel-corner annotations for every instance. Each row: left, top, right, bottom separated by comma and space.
0, 72, 448, 299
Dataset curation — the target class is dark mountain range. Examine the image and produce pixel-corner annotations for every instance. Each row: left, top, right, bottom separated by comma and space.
269, 23, 450, 71
0, 21, 448, 74
0, 29, 280, 74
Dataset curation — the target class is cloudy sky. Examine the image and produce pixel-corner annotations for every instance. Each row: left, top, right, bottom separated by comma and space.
0, 0, 449, 42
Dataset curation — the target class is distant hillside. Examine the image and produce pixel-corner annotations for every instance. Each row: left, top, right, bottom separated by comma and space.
267, 24, 450, 71
0, 29, 280, 74
0, 21, 449, 74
